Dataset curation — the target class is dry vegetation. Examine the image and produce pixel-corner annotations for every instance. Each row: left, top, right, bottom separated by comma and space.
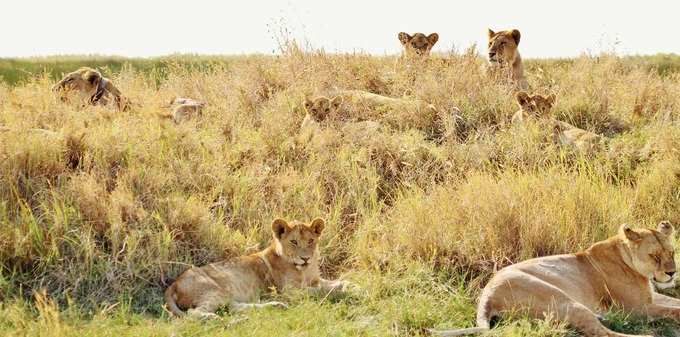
2, 43, 680, 336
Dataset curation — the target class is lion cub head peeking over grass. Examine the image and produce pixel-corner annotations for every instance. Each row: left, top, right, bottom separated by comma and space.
511, 91, 604, 153
487, 28, 527, 89
165, 217, 353, 319
52, 67, 128, 111
303, 96, 343, 125
432, 221, 679, 337
398, 32, 439, 57
511, 91, 556, 124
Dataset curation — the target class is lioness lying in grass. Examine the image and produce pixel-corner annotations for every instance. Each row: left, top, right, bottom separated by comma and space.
164, 218, 353, 318
432, 222, 678, 337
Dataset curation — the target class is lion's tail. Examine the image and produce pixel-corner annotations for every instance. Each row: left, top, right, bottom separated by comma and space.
164, 283, 185, 317
428, 293, 494, 336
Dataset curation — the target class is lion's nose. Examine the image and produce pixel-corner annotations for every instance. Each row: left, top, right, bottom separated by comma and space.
666, 271, 676, 277
301, 257, 310, 263
489, 52, 496, 59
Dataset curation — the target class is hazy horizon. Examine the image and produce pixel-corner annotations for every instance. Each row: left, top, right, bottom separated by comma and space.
3, 0, 679, 58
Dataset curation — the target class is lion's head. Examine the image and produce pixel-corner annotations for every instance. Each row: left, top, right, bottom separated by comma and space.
272, 218, 325, 270
488, 29, 521, 66
53, 67, 103, 94
398, 32, 439, 56
303, 96, 342, 123
516, 92, 555, 117
620, 221, 677, 286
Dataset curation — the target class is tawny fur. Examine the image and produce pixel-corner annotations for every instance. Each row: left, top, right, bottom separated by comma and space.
164, 218, 352, 318
512, 91, 604, 153
487, 29, 528, 90
163, 98, 206, 123
432, 221, 678, 337
298, 91, 438, 147
397, 32, 439, 57
52, 67, 128, 111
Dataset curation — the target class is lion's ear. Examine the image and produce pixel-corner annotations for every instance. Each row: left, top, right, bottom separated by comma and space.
398, 32, 412, 46
304, 98, 314, 110
546, 93, 556, 105
487, 28, 496, 40
427, 33, 439, 45
620, 224, 642, 242
516, 91, 531, 107
310, 218, 325, 236
510, 29, 521, 45
272, 218, 290, 239
658, 221, 675, 236
330, 96, 342, 109
84, 70, 101, 85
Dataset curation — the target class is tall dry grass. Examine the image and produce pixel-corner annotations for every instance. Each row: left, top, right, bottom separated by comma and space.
2, 44, 680, 326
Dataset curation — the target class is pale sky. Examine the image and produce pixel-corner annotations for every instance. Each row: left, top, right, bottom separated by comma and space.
2, 0, 678, 58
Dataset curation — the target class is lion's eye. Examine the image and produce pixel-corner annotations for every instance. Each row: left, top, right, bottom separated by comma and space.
291, 240, 298, 246
308, 239, 314, 245
324, 108, 330, 113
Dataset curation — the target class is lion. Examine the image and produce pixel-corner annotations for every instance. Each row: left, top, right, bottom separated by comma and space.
164, 217, 352, 318
552, 120, 605, 154
298, 91, 439, 139
163, 98, 207, 123
511, 91, 556, 124
431, 221, 679, 337
398, 32, 439, 57
511, 92, 604, 153
487, 28, 528, 89
52, 67, 128, 110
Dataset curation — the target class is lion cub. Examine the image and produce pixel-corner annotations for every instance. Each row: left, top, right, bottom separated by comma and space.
52, 67, 128, 111
512, 91, 604, 153
165, 98, 207, 123
511, 91, 555, 124
398, 32, 439, 57
487, 28, 528, 89
433, 222, 679, 337
165, 218, 352, 318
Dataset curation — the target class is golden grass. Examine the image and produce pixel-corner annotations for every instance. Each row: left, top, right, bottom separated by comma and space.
2, 44, 680, 335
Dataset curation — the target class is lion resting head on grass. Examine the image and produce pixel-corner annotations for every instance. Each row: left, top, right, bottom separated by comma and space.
398, 32, 439, 57
52, 67, 128, 110
432, 221, 678, 337
164, 217, 353, 319
487, 28, 527, 89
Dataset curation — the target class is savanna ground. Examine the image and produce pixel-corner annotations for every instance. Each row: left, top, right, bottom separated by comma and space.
3, 43, 680, 336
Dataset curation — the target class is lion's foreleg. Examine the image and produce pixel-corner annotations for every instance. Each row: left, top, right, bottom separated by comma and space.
229, 301, 288, 312
652, 292, 680, 307
313, 278, 353, 295
644, 303, 680, 320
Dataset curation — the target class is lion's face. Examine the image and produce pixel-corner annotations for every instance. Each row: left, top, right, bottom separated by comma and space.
516, 92, 555, 117
53, 67, 102, 93
303, 96, 342, 123
398, 32, 439, 56
621, 221, 677, 285
272, 218, 325, 270
488, 29, 521, 66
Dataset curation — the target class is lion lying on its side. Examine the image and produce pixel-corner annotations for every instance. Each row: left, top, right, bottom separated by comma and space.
164, 218, 353, 318
432, 221, 679, 337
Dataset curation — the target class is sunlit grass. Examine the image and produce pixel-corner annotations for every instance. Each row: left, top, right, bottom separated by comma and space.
2, 46, 680, 336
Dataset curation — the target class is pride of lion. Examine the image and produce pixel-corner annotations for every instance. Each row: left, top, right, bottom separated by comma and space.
48, 28, 680, 336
